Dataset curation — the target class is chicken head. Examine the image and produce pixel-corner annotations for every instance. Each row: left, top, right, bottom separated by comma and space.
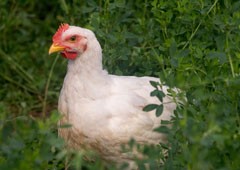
49, 23, 88, 59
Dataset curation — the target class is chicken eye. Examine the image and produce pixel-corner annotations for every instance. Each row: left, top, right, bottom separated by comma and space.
69, 36, 77, 42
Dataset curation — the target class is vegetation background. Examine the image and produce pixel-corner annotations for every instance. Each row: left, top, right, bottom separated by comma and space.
1, 0, 240, 169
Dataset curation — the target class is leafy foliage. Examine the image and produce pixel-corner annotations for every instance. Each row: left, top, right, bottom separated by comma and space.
0, 0, 240, 169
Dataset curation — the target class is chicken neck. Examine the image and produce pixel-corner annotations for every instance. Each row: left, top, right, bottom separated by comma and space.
64, 40, 110, 99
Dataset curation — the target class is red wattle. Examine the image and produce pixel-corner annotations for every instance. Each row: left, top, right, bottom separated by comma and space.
61, 51, 78, 60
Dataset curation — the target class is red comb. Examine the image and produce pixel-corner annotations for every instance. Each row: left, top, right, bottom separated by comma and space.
52, 23, 69, 44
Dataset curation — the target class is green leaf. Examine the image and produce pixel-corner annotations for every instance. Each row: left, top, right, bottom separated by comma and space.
154, 126, 169, 134
177, 49, 190, 58
207, 51, 227, 64
161, 119, 171, 125
149, 81, 159, 88
160, 143, 169, 149
151, 90, 166, 102
156, 91, 166, 102
143, 104, 158, 112
150, 89, 159, 97
169, 41, 177, 58
156, 104, 164, 117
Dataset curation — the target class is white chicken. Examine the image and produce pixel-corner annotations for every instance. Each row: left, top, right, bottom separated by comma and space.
48, 23, 177, 167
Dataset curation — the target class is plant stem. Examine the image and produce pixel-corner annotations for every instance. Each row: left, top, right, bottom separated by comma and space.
226, 32, 235, 78
228, 54, 235, 78
183, 0, 218, 49
42, 54, 60, 119
182, 21, 202, 49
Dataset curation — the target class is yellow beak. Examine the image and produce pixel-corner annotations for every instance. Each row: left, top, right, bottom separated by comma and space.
48, 44, 65, 54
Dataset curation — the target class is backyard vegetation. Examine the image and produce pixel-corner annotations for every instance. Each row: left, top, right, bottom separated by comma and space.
1, 0, 240, 169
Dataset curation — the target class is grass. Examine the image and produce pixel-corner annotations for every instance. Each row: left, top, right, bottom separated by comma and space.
1, 0, 240, 169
